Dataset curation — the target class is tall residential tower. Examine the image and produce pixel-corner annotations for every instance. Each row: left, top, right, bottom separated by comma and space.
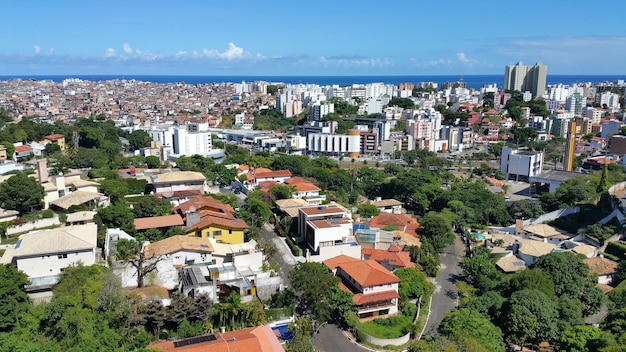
504, 62, 547, 98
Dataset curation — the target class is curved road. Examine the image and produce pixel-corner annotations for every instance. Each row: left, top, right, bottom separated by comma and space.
314, 324, 367, 352
423, 235, 465, 336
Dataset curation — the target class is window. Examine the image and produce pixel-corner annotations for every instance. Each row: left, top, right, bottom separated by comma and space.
228, 229, 232, 234
58, 254, 68, 259
212, 230, 222, 237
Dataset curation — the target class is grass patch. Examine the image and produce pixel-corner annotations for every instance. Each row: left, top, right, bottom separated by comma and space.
0, 249, 5, 258
358, 314, 413, 339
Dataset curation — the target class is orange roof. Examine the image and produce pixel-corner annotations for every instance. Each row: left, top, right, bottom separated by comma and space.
147, 325, 284, 352
14, 145, 32, 152
338, 259, 400, 287
44, 133, 64, 140
186, 210, 248, 232
353, 290, 399, 305
291, 181, 320, 192
175, 195, 234, 217
145, 235, 213, 257
369, 213, 420, 235
323, 254, 360, 270
361, 247, 416, 269
134, 214, 184, 230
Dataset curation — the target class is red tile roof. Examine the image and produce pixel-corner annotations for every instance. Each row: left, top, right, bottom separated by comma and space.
353, 290, 399, 306
44, 133, 64, 140
134, 214, 184, 231
14, 145, 33, 152
147, 325, 284, 352
175, 195, 234, 217
338, 259, 400, 287
186, 210, 248, 232
369, 213, 420, 235
361, 247, 416, 269
323, 254, 360, 270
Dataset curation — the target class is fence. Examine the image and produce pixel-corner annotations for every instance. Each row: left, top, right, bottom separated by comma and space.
7, 217, 60, 235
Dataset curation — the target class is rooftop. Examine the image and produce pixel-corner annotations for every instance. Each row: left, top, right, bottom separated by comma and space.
145, 235, 214, 257
134, 214, 184, 231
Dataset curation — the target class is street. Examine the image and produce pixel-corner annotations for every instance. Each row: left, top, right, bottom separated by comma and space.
258, 223, 299, 287
314, 324, 367, 352
423, 235, 465, 336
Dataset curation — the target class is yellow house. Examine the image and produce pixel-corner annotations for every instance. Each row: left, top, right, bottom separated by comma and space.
185, 210, 248, 244
42, 134, 66, 152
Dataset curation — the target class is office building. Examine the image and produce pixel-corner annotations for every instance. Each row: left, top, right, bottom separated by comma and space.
504, 62, 547, 98
500, 147, 544, 182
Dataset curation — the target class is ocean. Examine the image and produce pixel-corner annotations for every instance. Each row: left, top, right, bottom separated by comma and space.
1, 74, 625, 90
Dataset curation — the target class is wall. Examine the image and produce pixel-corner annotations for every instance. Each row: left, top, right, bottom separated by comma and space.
8, 217, 60, 235
255, 276, 283, 301
18, 249, 95, 278
364, 331, 410, 347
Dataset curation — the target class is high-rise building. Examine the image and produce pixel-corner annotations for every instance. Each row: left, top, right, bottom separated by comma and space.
504, 62, 547, 98
563, 121, 576, 172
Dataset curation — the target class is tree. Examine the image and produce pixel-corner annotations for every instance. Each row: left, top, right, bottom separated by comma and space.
241, 195, 272, 228
503, 289, 559, 344
355, 203, 380, 218
462, 255, 501, 292
533, 252, 604, 316
289, 262, 339, 323
439, 308, 505, 352
555, 325, 605, 352
115, 239, 162, 288
96, 202, 135, 234
269, 184, 293, 200
0, 264, 30, 332
144, 155, 161, 169
419, 212, 454, 253
99, 179, 129, 203
131, 196, 173, 218
127, 130, 152, 151
0, 172, 44, 214
395, 267, 433, 303
555, 177, 596, 206
508, 199, 544, 220
44, 143, 61, 155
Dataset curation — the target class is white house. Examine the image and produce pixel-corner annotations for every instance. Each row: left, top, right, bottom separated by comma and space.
298, 204, 354, 253
0, 224, 97, 295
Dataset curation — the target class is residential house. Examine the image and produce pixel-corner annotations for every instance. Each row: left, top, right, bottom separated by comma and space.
361, 246, 416, 272
0, 145, 7, 162
174, 195, 248, 244
0, 224, 97, 299
495, 255, 527, 273
284, 177, 322, 202
369, 213, 420, 237
324, 255, 400, 321
517, 223, 573, 245
515, 238, 557, 266
584, 256, 618, 285
64, 211, 97, 226
41, 133, 66, 151
146, 325, 284, 352
243, 168, 292, 191
134, 214, 185, 234
370, 198, 404, 214
298, 204, 354, 252
148, 170, 207, 195
13, 144, 33, 161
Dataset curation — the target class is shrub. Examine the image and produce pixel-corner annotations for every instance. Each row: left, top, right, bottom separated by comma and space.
606, 242, 626, 261
41, 209, 55, 218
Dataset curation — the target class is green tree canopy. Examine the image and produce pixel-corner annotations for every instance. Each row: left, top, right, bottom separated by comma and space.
439, 308, 505, 352
0, 264, 30, 332
289, 262, 339, 323
0, 172, 44, 214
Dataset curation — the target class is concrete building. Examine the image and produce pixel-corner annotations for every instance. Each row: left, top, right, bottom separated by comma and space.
307, 130, 361, 158
500, 147, 544, 182
173, 122, 212, 156
504, 62, 547, 98
298, 204, 353, 253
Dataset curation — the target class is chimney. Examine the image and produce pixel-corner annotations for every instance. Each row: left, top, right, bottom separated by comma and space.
515, 219, 524, 235
185, 210, 201, 231
37, 159, 48, 183
221, 326, 226, 334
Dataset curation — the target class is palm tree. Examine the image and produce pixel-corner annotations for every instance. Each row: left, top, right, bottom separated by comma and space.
224, 292, 244, 330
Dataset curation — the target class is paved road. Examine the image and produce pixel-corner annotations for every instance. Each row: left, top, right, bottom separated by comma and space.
314, 324, 367, 352
258, 223, 299, 287
423, 235, 465, 336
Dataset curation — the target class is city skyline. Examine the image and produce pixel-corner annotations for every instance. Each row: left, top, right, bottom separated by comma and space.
2, 0, 626, 76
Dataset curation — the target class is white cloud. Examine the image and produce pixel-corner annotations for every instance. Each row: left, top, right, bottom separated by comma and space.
103, 48, 116, 58
47, 48, 54, 55
457, 52, 476, 63
222, 42, 244, 59
123, 43, 133, 54
34, 45, 41, 54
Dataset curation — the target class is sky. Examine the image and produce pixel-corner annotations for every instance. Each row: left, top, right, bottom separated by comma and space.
2, 0, 626, 76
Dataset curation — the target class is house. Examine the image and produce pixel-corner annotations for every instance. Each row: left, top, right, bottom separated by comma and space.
65, 211, 97, 226
13, 144, 33, 161
243, 168, 292, 191
517, 223, 573, 245
284, 177, 322, 200
298, 204, 354, 253
584, 257, 618, 285
147, 325, 284, 352
324, 255, 400, 321
361, 246, 416, 272
0, 224, 97, 299
41, 133, 66, 151
134, 214, 185, 233
173, 195, 247, 244
495, 255, 527, 273
369, 213, 420, 237
370, 198, 404, 214
148, 170, 207, 194
515, 238, 557, 265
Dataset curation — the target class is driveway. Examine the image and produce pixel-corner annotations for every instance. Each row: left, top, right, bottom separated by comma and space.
258, 223, 300, 287
423, 235, 465, 336
314, 324, 368, 352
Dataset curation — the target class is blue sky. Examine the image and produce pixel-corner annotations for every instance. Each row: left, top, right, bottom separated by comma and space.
2, 0, 626, 76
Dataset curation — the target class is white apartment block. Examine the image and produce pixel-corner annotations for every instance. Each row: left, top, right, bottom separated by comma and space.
596, 91, 621, 110
310, 102, 334, 121
173, 122, 213, 156
583, 107, 603, 123
500, 147, 544, 182
307, 131, 361, 158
